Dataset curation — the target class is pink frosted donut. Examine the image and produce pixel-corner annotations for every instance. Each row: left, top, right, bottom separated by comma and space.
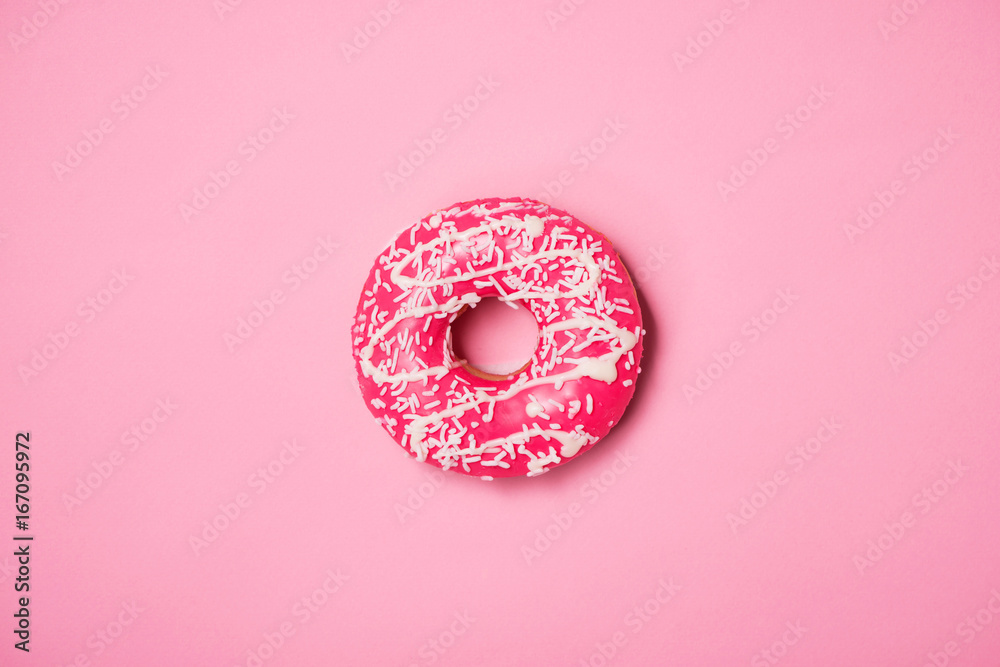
351, 197, 644, 478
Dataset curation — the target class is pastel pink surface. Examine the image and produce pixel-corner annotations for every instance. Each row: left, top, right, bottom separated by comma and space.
0, 1, 999, 666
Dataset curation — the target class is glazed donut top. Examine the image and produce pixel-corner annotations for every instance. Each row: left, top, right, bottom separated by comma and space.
352, 197, 643, 478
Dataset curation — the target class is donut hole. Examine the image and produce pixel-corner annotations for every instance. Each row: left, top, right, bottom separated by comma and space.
450, 297, 539, 380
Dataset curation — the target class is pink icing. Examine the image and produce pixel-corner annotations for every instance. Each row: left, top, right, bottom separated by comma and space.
351, 197, 644, 478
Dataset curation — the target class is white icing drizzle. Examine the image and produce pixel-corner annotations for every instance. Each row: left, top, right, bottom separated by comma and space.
525, 399, 546, 418
354, 199, 640, 475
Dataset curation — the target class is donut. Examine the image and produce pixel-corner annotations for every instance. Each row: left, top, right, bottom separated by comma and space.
351, 197, 644, 478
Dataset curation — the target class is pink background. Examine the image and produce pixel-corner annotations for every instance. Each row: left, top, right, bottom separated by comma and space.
2, 0, 999, 665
